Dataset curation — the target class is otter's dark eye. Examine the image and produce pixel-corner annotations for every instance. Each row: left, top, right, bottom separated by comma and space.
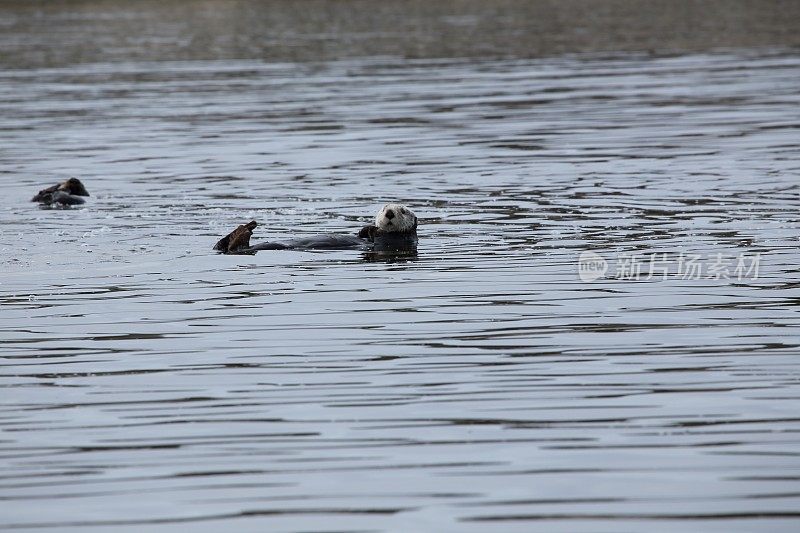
385, 209, 395, 220
400, 208, 407, 214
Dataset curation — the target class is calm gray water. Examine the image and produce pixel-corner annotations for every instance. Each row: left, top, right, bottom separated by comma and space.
2, 48, 800, 531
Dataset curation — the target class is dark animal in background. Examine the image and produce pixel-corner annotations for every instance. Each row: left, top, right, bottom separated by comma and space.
32, 178, 90, 206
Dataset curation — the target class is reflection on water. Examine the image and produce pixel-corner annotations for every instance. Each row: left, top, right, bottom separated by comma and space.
1, 6, 800, 532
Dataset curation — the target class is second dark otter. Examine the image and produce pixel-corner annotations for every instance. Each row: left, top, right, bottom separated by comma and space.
32, 178, 90, 206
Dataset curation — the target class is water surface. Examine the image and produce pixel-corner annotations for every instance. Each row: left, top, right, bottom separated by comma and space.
1, 22, 800, 533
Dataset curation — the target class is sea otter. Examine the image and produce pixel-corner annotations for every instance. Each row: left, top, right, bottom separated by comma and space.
214, 204, 418, 254
32, 178, 90, 206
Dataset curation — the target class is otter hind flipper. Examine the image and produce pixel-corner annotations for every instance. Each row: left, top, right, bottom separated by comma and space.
214, 221, 257, 254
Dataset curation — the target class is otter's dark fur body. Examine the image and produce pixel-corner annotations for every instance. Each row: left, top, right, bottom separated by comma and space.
214, 204, 419, 255
214, 221, 417, 254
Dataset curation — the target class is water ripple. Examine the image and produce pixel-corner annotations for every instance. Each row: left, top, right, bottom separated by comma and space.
1, 50, 799, 532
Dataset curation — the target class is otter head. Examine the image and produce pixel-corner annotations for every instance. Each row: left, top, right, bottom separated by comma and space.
374, 204, 417, 234
60, 178, 90, 197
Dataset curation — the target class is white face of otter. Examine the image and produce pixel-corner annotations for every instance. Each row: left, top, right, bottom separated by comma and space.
375, 204, 417, 233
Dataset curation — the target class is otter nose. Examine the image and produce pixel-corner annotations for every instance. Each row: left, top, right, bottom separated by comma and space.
385, 209, 395, 220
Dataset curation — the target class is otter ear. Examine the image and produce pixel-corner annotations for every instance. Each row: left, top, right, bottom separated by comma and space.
412, 217, 418, 231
